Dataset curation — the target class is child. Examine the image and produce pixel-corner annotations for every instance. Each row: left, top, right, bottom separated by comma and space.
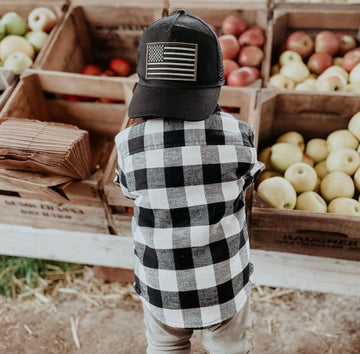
115, 9, 264, 354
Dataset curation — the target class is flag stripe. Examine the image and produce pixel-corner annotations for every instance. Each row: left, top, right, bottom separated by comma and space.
146, 42, 197, 81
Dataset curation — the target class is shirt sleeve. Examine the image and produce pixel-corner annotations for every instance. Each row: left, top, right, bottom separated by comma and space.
114, 152, 135, 200
243, 127, 265, 191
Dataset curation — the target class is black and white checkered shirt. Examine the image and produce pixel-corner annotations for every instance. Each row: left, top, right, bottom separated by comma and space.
114, 111, 263, 329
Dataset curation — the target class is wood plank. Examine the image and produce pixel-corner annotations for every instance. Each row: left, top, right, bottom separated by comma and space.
0, 196, 109, 234
0, 223, 359, 296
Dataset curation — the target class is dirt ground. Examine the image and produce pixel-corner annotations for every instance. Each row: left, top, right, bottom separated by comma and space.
0, 270, 359, 354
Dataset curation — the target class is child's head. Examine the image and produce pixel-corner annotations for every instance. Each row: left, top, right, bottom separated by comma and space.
128, 9, 224, 121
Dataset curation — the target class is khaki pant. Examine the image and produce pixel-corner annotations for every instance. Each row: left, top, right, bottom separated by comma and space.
142, 298, 252, 354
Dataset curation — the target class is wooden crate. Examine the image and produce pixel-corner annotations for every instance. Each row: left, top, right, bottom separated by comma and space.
168, 0, 270, 89
264, 7, 360, 87
0, 1, 68, 68
37, 1, 165, 73
0, 69, 137, 232
103, 86, 259, 235
250, 89, 360, 261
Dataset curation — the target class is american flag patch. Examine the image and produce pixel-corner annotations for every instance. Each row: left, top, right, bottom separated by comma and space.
145, 42, 198, 81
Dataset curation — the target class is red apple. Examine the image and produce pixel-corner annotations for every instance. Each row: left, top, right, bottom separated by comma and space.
343, 47, 360, 72
315, 31, 339, 56
227, 66, 260, 87
221, 106, 237, 113
108, 57, 131, 77
221, 15, 247, 37
101, 69, 116, 77
64, 94, 80, 101
278, 42, 287, 57
248, 25, 264, 35
286, 31, 314, 58
223, 59, 239, 80
81, 64, 102, 75
98, 97, 116, 103
238, 28, 265, 48
336, 32, 357, 56
219, 34, 240, 60
238, 46, 264, 67
307, 52, 333, 75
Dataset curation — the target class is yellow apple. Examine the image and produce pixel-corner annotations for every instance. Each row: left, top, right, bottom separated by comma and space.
348, 111, 360, 141
257, 177, 297, 210
314, 160, 329, 180
302, 153, 314, 167
346, 84, 360, 93
270, 143, 303, 173
279, 50, 303, 66
305, 138, 329, 163
314, 177, 321, 193
295, 191, 327, 213
280, 61, 310, 83
275, 131, 305, 151
316, 73, 347, 92
326, 148, 360, 175
257, 170, 282, 185
327, 129, 359, 152
328, 197, 360, 216
269, 74, 296, 90
322, 65, 349, 82
271, 64, 280, 75
354, 167, 360, 191
284, 162, 318, 193
320, 171, 355, 202
258, 147, 272, 170
0, 35, 35, 61
333, 57, 344, 67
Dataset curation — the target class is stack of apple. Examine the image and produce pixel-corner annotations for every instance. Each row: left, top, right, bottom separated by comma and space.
269, 30, 360, 93
0, 8, 57, 74
257, 111, 360, 216
218, 15, 265, 87
64, 58, 131, 103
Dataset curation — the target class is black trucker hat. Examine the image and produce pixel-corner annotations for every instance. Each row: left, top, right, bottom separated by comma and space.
128, 9, 225, 121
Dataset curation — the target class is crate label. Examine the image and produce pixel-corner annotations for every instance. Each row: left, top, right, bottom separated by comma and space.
277, 233, 360, 252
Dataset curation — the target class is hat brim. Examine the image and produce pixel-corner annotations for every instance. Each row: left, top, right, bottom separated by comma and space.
128, 84, 221, 121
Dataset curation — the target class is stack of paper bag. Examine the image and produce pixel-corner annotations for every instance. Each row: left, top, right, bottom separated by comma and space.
0, 118, 92, 179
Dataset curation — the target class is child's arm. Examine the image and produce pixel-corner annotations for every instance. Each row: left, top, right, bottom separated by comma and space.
242, 127, 264, 191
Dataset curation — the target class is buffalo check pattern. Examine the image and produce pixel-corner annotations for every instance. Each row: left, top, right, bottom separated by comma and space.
115, 111, 264, 329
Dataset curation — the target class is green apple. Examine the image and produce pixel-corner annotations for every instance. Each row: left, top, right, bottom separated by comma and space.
0, 20, 5, 41
354, 167, 360, 191
305, 138, 329, 163
280, 61, 310, 83
295, 191, 327, 213
0, 35, 35, 62
276, 131, 305, 151
327, 129, 359, 152
320, 171, 355, 202
2, 12, 27, 36
314, 160, 329, 180
328, 197, 360, 216
28, 7, 57, 33
348, 111, 360, 141
270, 143, 303, 173
326, 148, 360, 175
257, 170, 282, 185
279, 50, 303, 66
257, 176, 297, 210
284, 162, 318, 193
3, 52, 33, 74
258, 147, 272, 170
25, 31, 48, 53
269, 74, 296, 90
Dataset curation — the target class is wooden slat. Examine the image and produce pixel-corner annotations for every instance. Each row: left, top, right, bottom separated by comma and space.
1, 222, 360, 296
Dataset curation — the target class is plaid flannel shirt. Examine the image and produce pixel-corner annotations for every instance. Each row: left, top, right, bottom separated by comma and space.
114, 110, 264, 329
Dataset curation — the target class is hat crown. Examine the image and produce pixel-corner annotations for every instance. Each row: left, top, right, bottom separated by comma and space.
136, 10, 224, 88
